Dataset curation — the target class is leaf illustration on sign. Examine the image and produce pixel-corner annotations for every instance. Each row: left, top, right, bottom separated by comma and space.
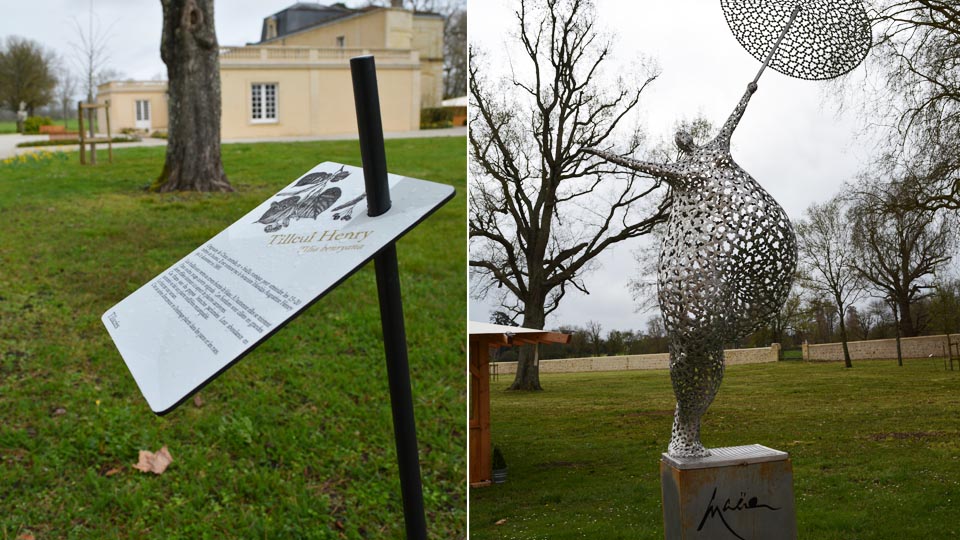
255, 166, 354, 232
255, 196, 301, 233
294, 172, 328, 187
295, 187, 342, 219
331, 193, 367, 221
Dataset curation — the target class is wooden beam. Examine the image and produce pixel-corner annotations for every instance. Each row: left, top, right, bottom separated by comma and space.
470, 334, 510, 347
469, 331, 571, 347
77, 101, 85, 165
105, 99, 113, 164
468, 340, 492, 486
508, 331, 571, 346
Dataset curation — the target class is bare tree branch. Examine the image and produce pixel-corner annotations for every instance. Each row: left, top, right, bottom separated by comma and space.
847, 176, 956, 336
469, 0, 666, 389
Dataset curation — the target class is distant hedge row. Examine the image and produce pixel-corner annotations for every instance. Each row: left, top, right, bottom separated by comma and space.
420, 107, 454, 129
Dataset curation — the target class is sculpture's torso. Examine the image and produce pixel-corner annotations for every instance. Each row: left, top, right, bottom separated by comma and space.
658, 142, 796, 344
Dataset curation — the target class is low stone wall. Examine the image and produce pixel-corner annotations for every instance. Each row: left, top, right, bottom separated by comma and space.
493, 344, 780, 374
804, 334, 960, 362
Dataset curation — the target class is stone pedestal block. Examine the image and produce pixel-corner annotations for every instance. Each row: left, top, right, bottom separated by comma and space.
661, 444, 797, 540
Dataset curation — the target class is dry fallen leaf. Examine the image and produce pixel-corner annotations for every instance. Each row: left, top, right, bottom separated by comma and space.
17, 533, 35, 540
105, 467, 123, 477
133, 446, 173, 474
52, 407, 67, 417
193, 394, 205, 408
495, 518, 508, 526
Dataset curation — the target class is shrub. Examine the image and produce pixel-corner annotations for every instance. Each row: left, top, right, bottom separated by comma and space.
420, 107, 454, 129
23, 116, 54, 134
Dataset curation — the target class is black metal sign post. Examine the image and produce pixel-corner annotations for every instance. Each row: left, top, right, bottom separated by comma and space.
350, 55, 428, 540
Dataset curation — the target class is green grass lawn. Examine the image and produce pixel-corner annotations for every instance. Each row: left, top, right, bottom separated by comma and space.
0, 118, 88, 134
0, 138, 466, 538
470, 361, 960, 539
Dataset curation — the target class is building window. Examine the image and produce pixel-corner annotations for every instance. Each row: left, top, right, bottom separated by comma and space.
135, 100, 151, 121
336, 35, 345, 48
251, 83, 278, 123
266, 17, 278, 40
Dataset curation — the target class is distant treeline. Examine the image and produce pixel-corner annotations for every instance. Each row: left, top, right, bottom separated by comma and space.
490, 278, 960, 361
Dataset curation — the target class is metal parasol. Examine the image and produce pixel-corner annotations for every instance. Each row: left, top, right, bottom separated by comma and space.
721, 0, 872, 82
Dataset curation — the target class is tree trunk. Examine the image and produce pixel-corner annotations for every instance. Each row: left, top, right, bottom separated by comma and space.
87, 91, 96, 165
155, 0, 232, 192
893, 302, 904, 367
508, 301, 546, 391
898, 298, 917, 338
838, 309, 853, 369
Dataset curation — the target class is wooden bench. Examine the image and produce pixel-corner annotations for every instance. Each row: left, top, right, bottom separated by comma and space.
39, 125, 79, 141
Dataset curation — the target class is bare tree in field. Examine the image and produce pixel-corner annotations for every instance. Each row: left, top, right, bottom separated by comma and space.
860, 300, 892, 339
70, 4, 114, 138
156, 0, 231, 192
365, 0, 466, 98
442, 7, 466, 99
585, 321, 603, 357
796, 196, 865, 368
860, 1, 960, 210
804, 295, 840, 344
55, 64, 77, 128
928, 279, 960, 335
469, 0, 668, 390
767, 286, 804, 351
848, 179, 956, 337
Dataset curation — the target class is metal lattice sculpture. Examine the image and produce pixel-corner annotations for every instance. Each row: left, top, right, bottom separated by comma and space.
587, 0, 869, 457
721, 0, 871, 81
587, 83, 797, 457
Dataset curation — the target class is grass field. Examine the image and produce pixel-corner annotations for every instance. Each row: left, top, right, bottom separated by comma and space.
0, 138, 466, 538
470, 361, 960, 539
0, 118, 87, 134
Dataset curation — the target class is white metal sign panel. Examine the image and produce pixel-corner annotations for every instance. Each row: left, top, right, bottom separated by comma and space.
102, 162, 454, 414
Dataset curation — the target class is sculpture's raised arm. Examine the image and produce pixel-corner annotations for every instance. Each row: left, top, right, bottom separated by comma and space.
716, 82, 758, 145
584, 148, 683, 183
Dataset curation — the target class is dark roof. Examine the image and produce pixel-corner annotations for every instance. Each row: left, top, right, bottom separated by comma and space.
259, 3, 357, 43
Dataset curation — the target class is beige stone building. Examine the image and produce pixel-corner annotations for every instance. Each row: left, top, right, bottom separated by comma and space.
96, 81, 169, 133
98, 2, 444, 139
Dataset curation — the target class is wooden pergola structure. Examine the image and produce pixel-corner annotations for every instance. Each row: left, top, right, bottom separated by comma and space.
468, 321, 570, 487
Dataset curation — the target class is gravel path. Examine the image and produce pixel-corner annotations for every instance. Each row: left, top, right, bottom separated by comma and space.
0, 126, 466, 160
0, 134, 47, 159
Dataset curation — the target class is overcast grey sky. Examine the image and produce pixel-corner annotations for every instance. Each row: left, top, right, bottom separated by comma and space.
0, 1, 378, 85
468, 0, 881, 333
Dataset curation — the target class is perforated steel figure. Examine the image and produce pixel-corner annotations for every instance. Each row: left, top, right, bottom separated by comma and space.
586, 0, 870, 457
588, 81, 796, 457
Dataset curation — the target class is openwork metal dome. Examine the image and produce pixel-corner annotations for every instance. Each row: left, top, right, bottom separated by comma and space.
721, 0, 872, 80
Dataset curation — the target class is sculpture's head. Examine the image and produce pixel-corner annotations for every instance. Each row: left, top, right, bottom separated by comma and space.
675, 130, 697, 154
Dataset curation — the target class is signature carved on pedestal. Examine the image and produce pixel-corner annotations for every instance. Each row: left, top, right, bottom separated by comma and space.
697, 486, 781, 540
